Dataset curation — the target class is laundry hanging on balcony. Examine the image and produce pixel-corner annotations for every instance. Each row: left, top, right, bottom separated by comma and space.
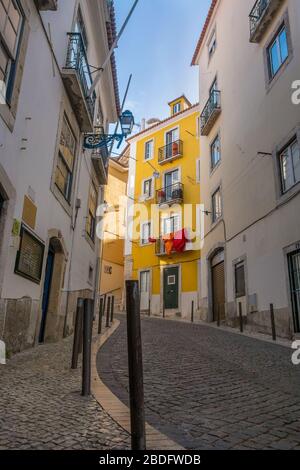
173, 229, 188, 253
162, 233, 174, 255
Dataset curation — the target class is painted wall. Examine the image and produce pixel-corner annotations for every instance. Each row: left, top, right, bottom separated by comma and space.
195, 0, 300, 336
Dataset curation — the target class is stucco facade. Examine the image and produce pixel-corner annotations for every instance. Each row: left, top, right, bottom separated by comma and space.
193, 0, 300, 338
125, 97, 201, 319
0, 0, 119, 353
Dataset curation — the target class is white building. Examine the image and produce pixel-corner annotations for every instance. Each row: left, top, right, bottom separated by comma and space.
0, 0, 120, 353
192, 0, 300, 338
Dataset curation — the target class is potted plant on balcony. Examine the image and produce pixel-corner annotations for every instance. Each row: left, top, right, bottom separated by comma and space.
171, 185, 183, 201
157, 189, 166, 204
172, 141, 179, 156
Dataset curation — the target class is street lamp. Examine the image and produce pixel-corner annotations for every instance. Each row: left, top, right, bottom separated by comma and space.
120, 110, 134, 137
83, 110, 135, 151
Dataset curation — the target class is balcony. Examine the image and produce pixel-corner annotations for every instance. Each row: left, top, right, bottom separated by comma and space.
156, 183, 184, 206
35, 0, 57, 10
158, 140, 183, 164
91, 146, 109, 185
155, 238, 170, 256
62, 33, 96, 133
249, 0, 282, 43
200, 90, 221, 136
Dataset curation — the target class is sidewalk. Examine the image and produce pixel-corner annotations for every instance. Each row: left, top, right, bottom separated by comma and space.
0, 326, 130, 450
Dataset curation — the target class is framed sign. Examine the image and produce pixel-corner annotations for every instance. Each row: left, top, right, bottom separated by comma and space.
15, 225, 45, 284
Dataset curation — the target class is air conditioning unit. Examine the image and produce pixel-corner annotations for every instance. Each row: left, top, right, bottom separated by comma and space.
35, 0, 58, 11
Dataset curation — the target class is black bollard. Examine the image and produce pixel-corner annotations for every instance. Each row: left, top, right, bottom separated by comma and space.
98, 297, 104, 335
82, 299, 93, 397
110, 295, 115, 323
126, 281, 146, 451
71, 298, 84, 369
106, 296, 111, 328
239, 302, 243, 333
191, 300, 194, 323
270, 303, 277, 341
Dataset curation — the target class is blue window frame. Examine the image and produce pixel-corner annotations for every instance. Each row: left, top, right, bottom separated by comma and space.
268, 25, 289, 79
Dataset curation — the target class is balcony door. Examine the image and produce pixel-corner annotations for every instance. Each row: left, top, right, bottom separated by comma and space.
164, 169, 179, 200
165, 128, 179, 158
140, 270, 150, 311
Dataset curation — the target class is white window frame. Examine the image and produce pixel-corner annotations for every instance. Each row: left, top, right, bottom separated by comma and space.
210, 133, 221, 170
212, 187, 222, 223
268, 24, 289, 79
207, 29, 216, 60
173, 103, 181, 115
279, 138, 300, 193
141, 177, 154, 200
141, 221, 151, 246
144, 139, 154, 161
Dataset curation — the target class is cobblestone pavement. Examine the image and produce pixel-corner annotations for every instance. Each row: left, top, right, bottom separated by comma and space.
98, 316, 300, 450
0, 333, 130, 450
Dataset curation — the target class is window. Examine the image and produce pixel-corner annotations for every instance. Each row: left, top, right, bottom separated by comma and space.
141, 221, 151, 245
235, 262, 246, 298
55, 116, 77, 202
14, 225, 45, 284
74, 7, 88, 50
142, 178, 153, 199
279, 139, 300, 193
211, 134, 221, 169
162, 214, 181, 235
208, 30, 216, 60
0, 0, 24, 102
212, 188, 222, 223
87, 181, 98, 241
173, 103, 181, 115
145, 140, 153, 161
268, 25, 289, 79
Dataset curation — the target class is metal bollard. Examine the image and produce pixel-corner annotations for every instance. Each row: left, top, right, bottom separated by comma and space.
110, 295, 115, 323
126, 281, 146, 451
270, 303, 277, 341
163, 303, 165, 319
71, 298, 84, 369
217, 304, 221, 327
98, 297, 104, 335
148, 298, 151, 317
106, 296, 111, 328
239, 302, 243, 333
82, 299, 93, 397
191, 300, 194, 323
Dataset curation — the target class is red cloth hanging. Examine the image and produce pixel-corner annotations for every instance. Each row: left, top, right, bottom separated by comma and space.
163, 234, 174, 255
173, 229, 187, 253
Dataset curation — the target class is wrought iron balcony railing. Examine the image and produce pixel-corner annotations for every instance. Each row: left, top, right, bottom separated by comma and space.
158, 140, 183, 164
249, 0, 282, 43
156, 182, 184, 206
91, 145, 109, 185
200, 90, 221, 136
62, 33, 96, 131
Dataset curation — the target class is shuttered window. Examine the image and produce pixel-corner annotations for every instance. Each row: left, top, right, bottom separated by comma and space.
55, 115, 76, 202
87, 181, 98, 241
15, 225, 45, 283
0, 0, 23, 100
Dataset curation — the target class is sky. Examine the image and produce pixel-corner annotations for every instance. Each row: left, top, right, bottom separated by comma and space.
113, 0, 212, 127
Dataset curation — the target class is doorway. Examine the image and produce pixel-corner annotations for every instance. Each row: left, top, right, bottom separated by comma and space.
140, 270, 150, 311
211, 250, 225, 322
288, 249, 300, 333
163, 266, 179, 310
39, 245, 55, 343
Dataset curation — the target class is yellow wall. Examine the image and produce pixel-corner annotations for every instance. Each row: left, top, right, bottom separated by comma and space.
130, 105, 201, 298
100, 161, 128, 298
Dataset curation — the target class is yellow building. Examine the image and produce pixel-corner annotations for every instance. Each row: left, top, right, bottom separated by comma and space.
125, 96, 201, 318
100, 151, 129, 309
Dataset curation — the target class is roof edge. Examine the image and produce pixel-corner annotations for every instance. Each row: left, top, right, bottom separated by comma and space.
191, 0, 218, 66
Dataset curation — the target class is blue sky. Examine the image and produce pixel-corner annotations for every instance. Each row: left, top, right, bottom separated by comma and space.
114, 0, 211, 126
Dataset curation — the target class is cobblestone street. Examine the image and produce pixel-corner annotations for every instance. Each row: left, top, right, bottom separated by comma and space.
0, 333, 130, 450
98, 316, 300, 450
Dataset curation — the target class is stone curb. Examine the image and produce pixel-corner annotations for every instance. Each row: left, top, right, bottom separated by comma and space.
91, 320, 184, 451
